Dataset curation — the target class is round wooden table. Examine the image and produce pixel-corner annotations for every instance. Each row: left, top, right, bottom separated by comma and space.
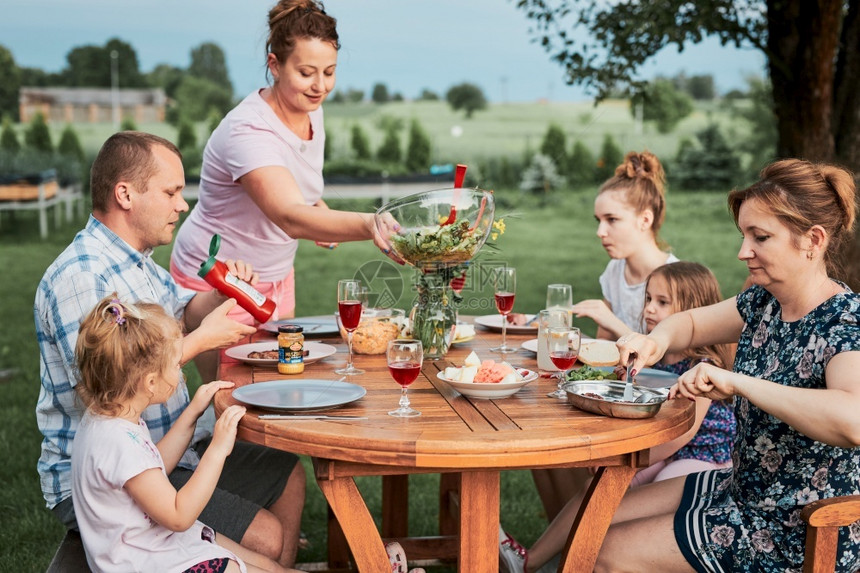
215, 321, 694, 572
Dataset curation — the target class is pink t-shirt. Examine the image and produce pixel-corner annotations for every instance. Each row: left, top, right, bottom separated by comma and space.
171, 90, 325, 283
71, 412, 245, 573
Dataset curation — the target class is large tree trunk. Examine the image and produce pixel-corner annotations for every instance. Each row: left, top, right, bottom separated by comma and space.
768, 0, 860, 289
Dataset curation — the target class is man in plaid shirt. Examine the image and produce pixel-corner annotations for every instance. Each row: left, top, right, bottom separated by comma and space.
35, 132, 306, 567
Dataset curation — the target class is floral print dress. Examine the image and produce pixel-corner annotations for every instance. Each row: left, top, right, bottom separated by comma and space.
674, 285, 860, 573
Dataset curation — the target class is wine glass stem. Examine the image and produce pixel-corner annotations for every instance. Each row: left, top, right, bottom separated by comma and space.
347, 330, 354, 369
399, 387, 410, 410
501, 316, 507, 349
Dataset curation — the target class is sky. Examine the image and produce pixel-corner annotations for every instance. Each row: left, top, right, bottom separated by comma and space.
2, 0, 767, 102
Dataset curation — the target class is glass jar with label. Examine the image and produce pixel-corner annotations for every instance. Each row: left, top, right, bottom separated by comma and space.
278, 325, 304, 374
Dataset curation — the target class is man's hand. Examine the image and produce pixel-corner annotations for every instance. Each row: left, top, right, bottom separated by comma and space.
198, 299, 257, 348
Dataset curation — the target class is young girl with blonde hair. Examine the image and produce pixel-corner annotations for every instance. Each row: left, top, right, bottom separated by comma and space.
571, 150, 679, 339
71, 296, 294, 573
503, 262, 736, 573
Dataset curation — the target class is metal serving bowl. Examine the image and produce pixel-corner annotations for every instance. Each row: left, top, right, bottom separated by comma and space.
563, 381, 667, 419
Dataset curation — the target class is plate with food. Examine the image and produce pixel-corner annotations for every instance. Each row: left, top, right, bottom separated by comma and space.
225, 341, 337, 366
520, 335, 596, 354
565, 365, 677, 390
563, 380, 667, 419
260, 317, 340, 338
474, 313, 538, 334
232, 379, 366, 412
451, 322, 477, 344
577, 340, 621, 367
436, 351, 538, 399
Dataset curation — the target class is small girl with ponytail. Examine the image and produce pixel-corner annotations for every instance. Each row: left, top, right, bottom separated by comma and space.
71, 295, 292, 573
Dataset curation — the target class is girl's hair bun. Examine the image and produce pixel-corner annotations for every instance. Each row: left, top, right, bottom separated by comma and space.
616, 151, 665, 188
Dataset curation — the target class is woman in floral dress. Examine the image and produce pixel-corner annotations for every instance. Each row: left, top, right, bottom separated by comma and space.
602, 158, 860, 572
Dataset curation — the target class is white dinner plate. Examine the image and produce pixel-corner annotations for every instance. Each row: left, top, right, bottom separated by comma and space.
232, 379, 366, 412
520, 335, 597, 354
436, 368, 538, 399
474, 314, 538, 334
224, 341, 337, 367
259, 317, 340, 338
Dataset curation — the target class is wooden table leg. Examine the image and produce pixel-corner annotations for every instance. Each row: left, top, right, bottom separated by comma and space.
317, 475, 389, 572
558, 465, 638, 573
459, 470, 500, 573
382, 475, 409, 538
439, 472, 460, 536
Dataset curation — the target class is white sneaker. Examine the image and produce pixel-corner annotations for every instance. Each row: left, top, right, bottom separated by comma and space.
499, 525, 528, 573
386, 541, 426, 573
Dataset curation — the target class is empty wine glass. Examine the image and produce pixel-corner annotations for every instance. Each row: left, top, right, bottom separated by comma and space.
546, 326, 581, 399
387, 339, 423, 417
335, 279, 365, 376
490, 266, 517, 354
546, 283, 573, 312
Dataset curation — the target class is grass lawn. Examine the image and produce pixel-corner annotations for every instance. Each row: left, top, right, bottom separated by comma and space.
0, 183, 746, 571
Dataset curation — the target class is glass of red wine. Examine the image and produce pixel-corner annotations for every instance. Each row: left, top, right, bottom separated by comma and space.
335, 279, 366, 376
546, 326, 581, 398
387, 339, 423, 417
490, 266, 517, 354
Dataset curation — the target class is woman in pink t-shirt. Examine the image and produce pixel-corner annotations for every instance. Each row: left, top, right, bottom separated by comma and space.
170, 0, 399, 337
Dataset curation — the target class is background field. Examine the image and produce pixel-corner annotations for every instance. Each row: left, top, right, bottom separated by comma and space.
0, 99, 751, 571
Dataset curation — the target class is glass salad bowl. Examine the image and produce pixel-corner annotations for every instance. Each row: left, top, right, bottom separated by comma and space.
374, 187, 496, 269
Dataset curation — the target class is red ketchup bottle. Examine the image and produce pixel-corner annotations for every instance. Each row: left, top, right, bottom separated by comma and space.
197, 235, 276, 323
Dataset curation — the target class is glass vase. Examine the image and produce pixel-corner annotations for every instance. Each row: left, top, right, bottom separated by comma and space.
410, 271, 458, 360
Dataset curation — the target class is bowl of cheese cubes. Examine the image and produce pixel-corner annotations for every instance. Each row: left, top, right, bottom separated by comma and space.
437, 351, 538, 399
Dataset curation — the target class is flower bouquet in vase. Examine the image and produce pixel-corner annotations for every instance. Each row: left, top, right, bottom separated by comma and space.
375, 187, 496, 359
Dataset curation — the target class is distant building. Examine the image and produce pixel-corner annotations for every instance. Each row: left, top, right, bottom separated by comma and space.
19, 87, 167, 124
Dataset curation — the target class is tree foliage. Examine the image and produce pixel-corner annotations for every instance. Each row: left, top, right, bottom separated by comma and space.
350, 124, 371, 160
596, 134, 623, 182
376, 124, 402, 164
147, 64, 185, 99
673, 124, 742, 190
0, 45, 21, 121
631, 78, 694, 134
188, 43, 233, 95
568, 140, 596, 185
520, 153, 566, 198
405, 119, 432, 172
25, 112, 52, 152
63, 38, 145, 87
173, 75, 234, 123
57, 124, 85, 164
371, 83, 390, 104
445, 83, 488, 118
540, 123, 568, 172
1, 116, 20, 153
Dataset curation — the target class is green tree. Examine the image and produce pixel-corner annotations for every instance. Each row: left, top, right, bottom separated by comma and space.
120, 117, 138, 131
371, 83, 390, 104
687, 74, 716, 100
173, 76, 233, 122
207, 109, 223, 135
405, 119, 432, 172
673, 124, 742, 190
514, 1, 860, 170
732, 76, 778, 175
177, 120, 198, 151
418, 88, 439, 101
147, 63, 185, 98
350, 124, 371, 160
63, 38, 145, 87
25, 112, 52, 152
57, 124, 85, 164
376, 124, 402, 164
445, 83, 488, 118
520, 153, 566, 200
568, 140, 596, 185
0, 116, 20, 153
19, 66, 58, 88
630, 78, 694, 134
540, 124, 568, 174
188, 42, 233, 95
0, 45, 21, 121
345, 88, 364, 103
596, 134, 623, 182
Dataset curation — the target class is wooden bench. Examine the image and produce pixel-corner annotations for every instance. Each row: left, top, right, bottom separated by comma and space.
46, 530, 90, 573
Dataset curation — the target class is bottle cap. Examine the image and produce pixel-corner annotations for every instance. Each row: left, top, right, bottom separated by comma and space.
197, 234, 222, 278
278, 324, 303, 333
